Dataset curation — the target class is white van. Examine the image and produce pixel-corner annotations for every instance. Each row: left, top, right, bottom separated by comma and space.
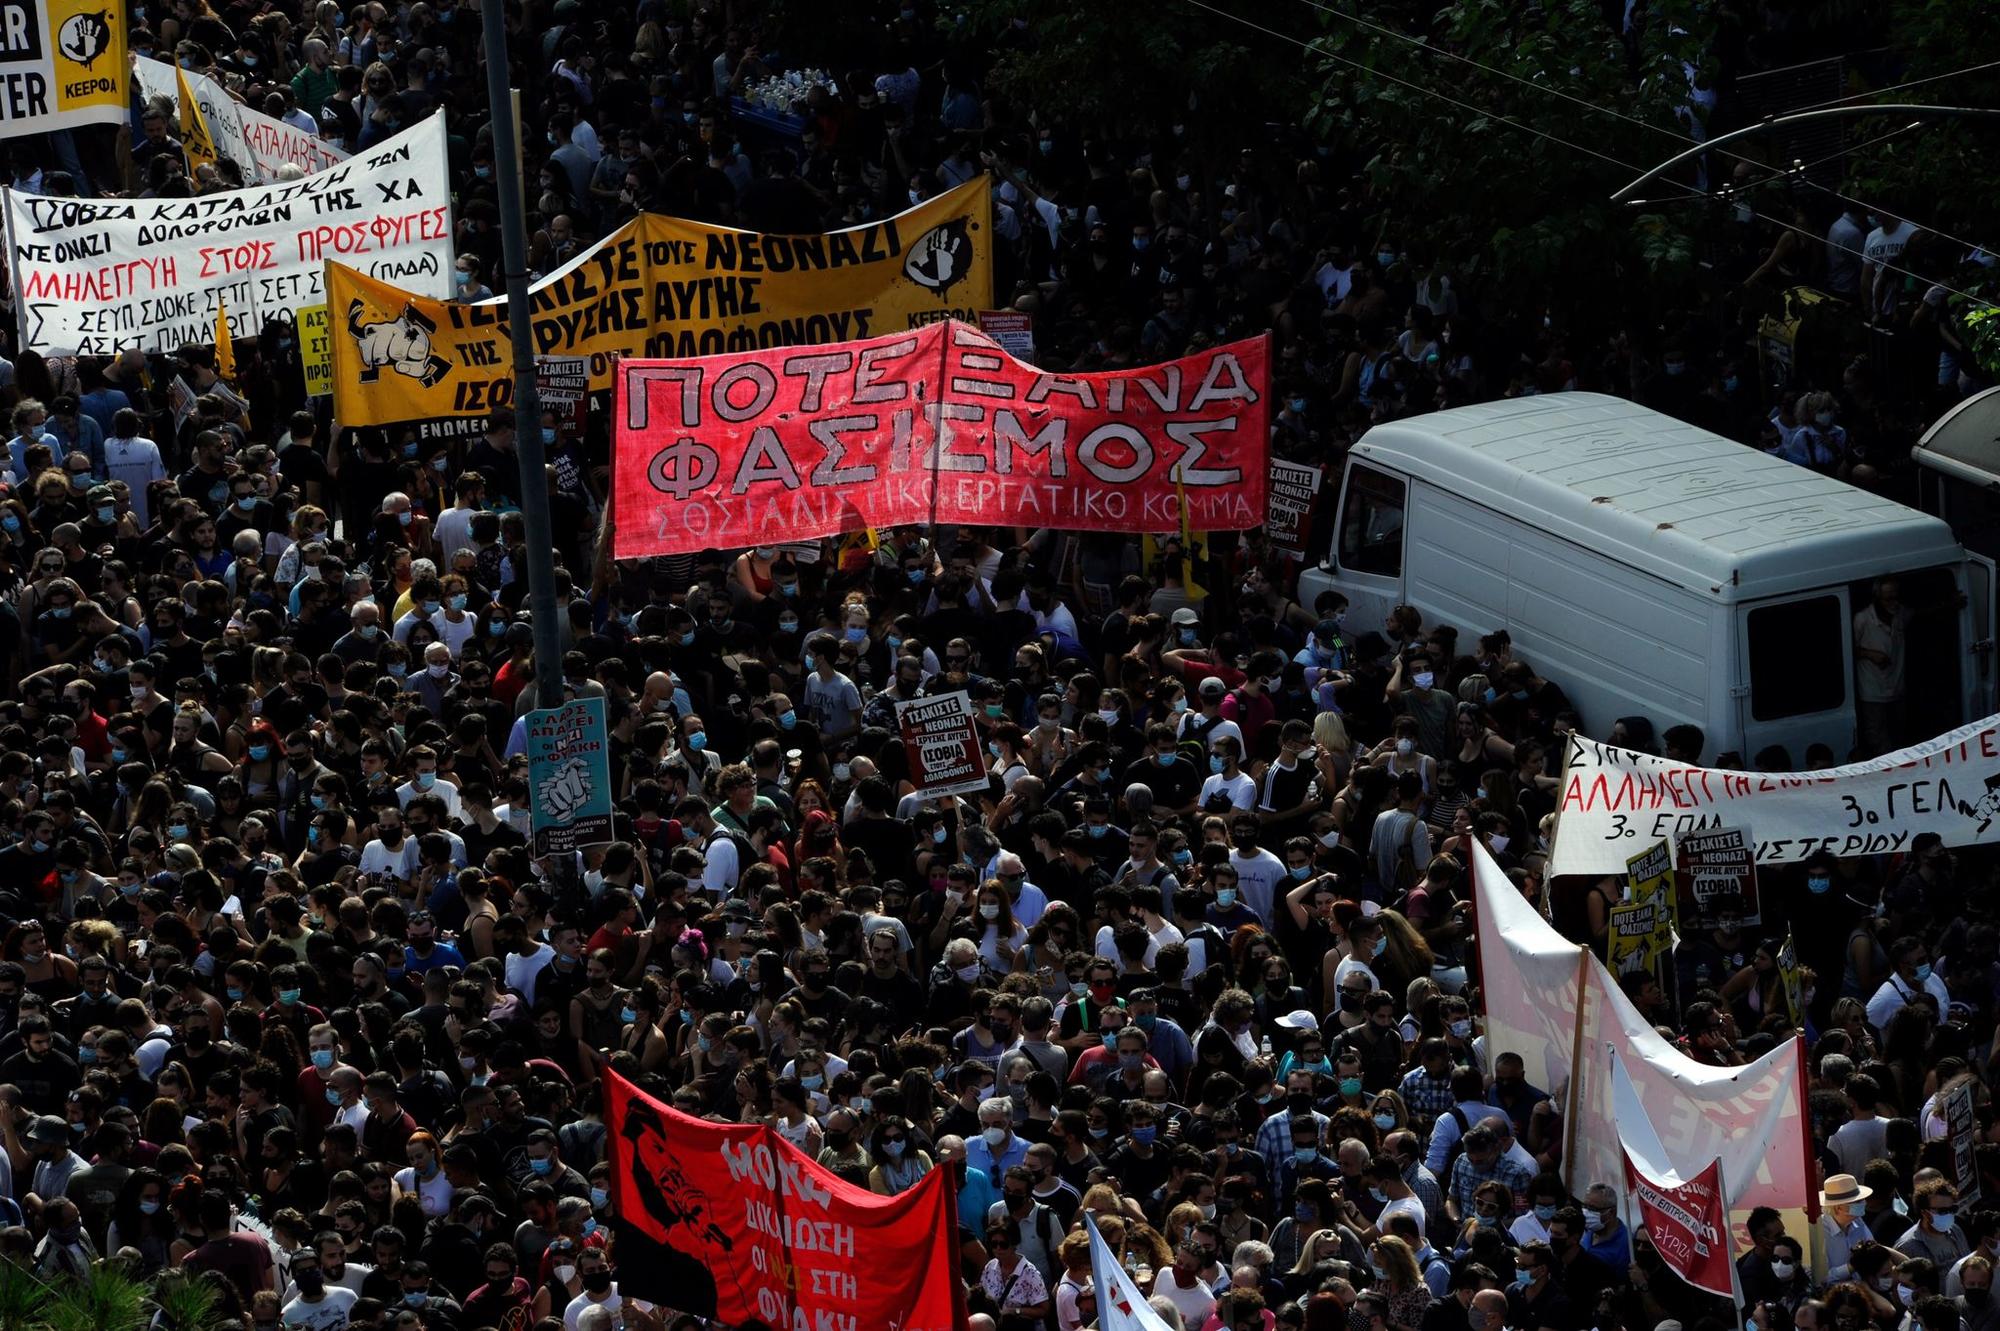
1295, 393, 1994, 764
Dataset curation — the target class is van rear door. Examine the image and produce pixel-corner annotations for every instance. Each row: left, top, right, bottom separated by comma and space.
1735, 589, 1855, 763
1966, 555, 1995, 720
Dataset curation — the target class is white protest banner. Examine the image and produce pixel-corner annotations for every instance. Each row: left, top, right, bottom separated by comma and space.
1547, 714, 2000, 876
1472, 842, 1812, 1244
6, 112, 450, 356
134, 56, 348, 182
896, 692, 989, 799
1673, 824, 1761, 927
1267, 457, 1322, 555
536, 354, 588, 433
1611, 1048, 1740, 1302
0, 0, 127, 136
1944, 1080, 1982, 1205
1087, 1215, 1175, 1331
976, 309, 1034, 359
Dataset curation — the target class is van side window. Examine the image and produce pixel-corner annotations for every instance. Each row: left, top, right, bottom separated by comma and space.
1747, 596, 1846, 720
1339, 465, 1406, 577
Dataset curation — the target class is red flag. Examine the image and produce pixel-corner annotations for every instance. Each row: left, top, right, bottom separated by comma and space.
604, 1070, 965, 1331
1622, 1148, 1737, 1301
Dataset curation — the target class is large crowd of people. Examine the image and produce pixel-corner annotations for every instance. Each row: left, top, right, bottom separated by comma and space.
0, 3, 1989, 1331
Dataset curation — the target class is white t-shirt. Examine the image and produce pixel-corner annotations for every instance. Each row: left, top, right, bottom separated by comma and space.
392, 1165, 455, 1217
282, 1288, 357, 1331
506, 943, 555, 1005
1229, 848, 1287, 925
1155, 1271, 1216, 1327
396, 776, 463, 821
359, 837, 419, 882
1198, 771, 1258, 811
564, 1289, 652, 1331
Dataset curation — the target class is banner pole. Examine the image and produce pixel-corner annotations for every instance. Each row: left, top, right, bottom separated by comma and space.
479, 0, 559, 709
1560, 949, 1590, 1190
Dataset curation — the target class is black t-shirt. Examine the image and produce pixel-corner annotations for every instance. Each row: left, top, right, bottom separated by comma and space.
1121, 754, 1199, 811
276, 441, 330, 490
844, 816, 917, 886
0, 1047, 80, 1113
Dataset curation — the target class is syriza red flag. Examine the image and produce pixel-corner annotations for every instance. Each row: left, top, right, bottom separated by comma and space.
604, 1070, 964, 1331
611, 320, 1268, 557
1612, 1046, 1740, 1302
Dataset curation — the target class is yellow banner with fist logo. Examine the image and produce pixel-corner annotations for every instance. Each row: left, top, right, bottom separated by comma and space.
325, 179, 992, 432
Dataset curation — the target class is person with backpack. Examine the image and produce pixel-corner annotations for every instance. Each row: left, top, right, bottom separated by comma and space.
1424, 1066, 1495, 1179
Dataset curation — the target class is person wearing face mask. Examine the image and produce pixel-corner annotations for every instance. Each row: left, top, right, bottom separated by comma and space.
1902, 1183, 1974, 1267
1502, 1241, 1565, 1331
281, 1251, 356, 1331
986, 1163, 1063, 1291
1867, 935, 1950, 1035
1199, 736, 1257, 813
1386, 649, 1454, 759
1254, 1068, 1330, 1182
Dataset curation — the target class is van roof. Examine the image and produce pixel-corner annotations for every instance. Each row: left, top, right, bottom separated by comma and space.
1353, 392, 1964, 598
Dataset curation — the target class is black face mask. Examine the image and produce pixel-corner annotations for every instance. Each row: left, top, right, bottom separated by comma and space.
581, 1270, 612, 1294
1967, 1290, 1991, 1309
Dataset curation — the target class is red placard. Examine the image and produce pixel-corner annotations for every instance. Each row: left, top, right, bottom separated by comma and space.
611, 321, 1269, 557
1622, 1149, 1737, 1301
605, 1070, 964, 1331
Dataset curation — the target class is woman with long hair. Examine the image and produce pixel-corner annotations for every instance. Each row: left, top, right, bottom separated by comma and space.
1370, 1235, 1432, 1331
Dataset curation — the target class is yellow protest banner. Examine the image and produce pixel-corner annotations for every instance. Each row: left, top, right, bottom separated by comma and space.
326, 179, 993, 431
1608, 840, 1678, 977
298, 304, 332, 398
176, 63, 218, 171
214, 294, 235, 380
1777, 929, 1804, 1025
0, 0, 128, 136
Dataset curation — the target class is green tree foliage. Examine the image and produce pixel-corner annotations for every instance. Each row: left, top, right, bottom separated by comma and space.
953, 1, 1297, 141
1308, 0, 1711, 316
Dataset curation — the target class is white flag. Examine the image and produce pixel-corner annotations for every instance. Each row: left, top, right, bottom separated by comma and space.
1087, 1214, 1176, 1331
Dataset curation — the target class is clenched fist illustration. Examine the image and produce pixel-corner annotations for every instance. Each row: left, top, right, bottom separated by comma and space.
347, 300, 453, 388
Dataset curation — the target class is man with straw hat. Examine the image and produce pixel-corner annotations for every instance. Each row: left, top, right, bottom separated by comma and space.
1821, 1174, 1876, 1282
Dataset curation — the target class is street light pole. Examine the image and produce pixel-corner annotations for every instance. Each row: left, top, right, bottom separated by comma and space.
480, 0, 564, 708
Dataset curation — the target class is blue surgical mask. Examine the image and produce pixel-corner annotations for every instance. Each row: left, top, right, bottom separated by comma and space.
1216, 887, 1237, 909
1808, 875, 1832, 894
139, 1200, 161, 1215
312, 1049, 334, 1070
1130, 1126, 1157, 1146
1294, 1146, 1317, 1164
779, 710, 797, 729
1915, 962, 1933, 983
1534, 1204, 1556, 1223
1288, 864, 1311, 880
325, 1088, 343, 1106
1209, 755, 1224, 774
530, 1157, 554, 1176
590, 1187, 610, 1208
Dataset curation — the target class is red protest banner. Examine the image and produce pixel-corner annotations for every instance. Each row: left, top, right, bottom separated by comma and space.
1622, 1149, 1737, 1301
605, 1070, 964, 1331
898, 691, 989, 798
610, 321, 1269, 558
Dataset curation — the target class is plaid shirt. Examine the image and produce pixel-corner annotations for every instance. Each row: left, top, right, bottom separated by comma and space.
1447, 1150, 1536, 1217
1405, 1161, 1448, 1241
1398, 1066, 1455, 1120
